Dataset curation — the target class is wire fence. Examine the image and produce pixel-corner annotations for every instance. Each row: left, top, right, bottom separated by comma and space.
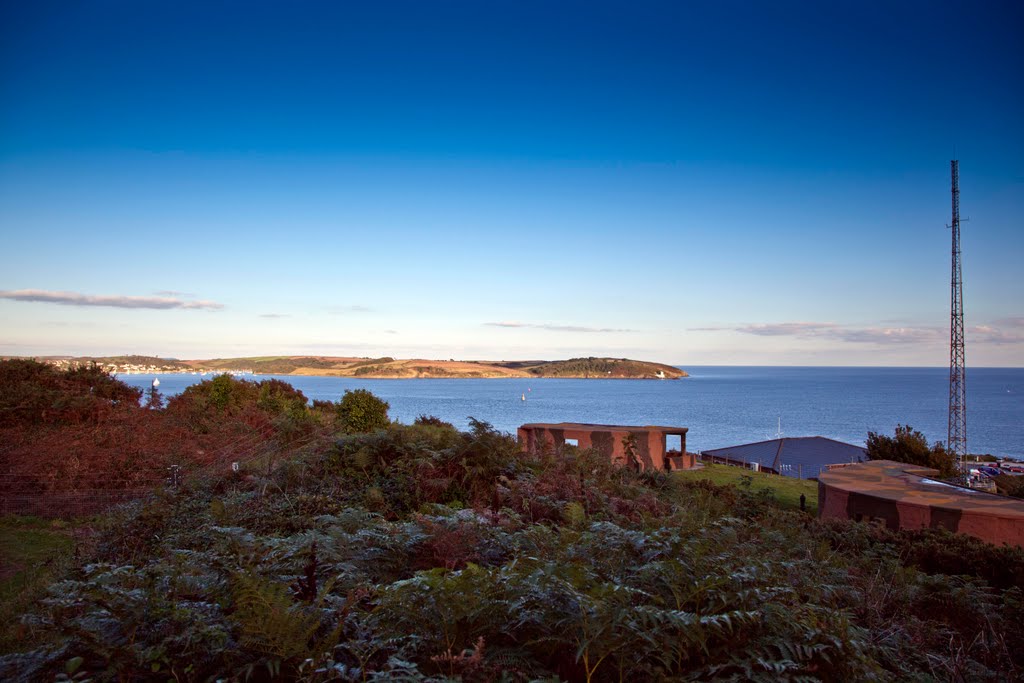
1, 488, 158, 518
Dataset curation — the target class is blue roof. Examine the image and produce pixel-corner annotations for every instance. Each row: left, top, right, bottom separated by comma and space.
702, 437, 867, 478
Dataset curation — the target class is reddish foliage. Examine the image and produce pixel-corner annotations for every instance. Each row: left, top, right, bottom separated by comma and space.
0, 362, 330, 514
414, 517, 483, 571
431, 637, 503, 682
0, 359, 141, 427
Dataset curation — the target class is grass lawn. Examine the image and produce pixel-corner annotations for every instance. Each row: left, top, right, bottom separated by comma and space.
0, 516, 76, 652
675, 463, 819, 514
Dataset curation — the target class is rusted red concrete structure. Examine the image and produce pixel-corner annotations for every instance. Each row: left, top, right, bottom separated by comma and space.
518, 422, 694, 471
818, 460, 1024, 547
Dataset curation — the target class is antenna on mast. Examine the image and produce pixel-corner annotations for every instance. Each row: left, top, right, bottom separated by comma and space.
947, 160, 967, 476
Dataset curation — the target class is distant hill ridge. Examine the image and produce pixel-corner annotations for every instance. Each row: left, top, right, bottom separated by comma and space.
37, 355, 688, 379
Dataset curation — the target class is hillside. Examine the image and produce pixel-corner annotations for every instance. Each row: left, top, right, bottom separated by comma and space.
3, 416, 1023, 680
188, 356, 688, 379
23, 355, 687, 379
494, 357, 686, 379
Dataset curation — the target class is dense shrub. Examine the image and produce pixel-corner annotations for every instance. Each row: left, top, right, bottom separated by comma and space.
413, 414, 454, 429
0, 359, 141, 427
335, 389, 390, 435
0, 367, 395, 502
166, 374, 314, 432
866, 423, 957, 477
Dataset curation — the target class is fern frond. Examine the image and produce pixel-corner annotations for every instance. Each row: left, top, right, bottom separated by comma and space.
231, 572, 320, 660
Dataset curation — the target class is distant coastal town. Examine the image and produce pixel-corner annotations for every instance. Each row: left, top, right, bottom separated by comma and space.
42, 357, 250, 375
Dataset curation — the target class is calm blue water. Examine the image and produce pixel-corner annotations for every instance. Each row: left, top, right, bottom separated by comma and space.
118, 367, 1024, 458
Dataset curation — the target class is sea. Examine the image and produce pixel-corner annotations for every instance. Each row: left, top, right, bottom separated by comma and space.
117, 366, 1024, 459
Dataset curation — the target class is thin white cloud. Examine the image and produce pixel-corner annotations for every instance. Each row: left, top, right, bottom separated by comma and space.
154, 290, 195, 297
833, 327, 944, 345
0, 289, 223, 310
259, 313, 290, 319
486, 321, 635, 333
738, 322, 842, 337
327, 305, 373, 314
691, 320, 1022, 346
689, 322, 840, 336
40, 321, 98, 328
970, 324, 1024, 345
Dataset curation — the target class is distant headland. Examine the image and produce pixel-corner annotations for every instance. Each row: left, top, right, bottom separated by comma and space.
28, 355, 688, 379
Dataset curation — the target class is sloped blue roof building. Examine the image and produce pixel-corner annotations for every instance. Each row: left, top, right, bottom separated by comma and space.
701, 436, 867, 479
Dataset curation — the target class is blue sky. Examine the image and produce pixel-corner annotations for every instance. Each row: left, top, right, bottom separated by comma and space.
1, 1, 1022, 365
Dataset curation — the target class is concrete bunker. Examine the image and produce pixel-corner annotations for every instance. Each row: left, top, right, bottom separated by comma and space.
818, 459, 1024, 547
518, 422, 694, 471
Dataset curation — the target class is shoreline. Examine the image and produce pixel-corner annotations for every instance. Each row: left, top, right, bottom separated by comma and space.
114, 370, 685, 380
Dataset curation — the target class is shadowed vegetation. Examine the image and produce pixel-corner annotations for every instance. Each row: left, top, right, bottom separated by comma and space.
0, 360, 385, 501
2, 414, 1023, 680
0, 517, 76, 652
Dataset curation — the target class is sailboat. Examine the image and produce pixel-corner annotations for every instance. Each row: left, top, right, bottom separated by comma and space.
521, 393, 526, 402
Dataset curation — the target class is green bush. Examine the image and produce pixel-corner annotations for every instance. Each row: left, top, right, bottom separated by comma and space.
866, 424, 957, 477
335, 389, 390, 434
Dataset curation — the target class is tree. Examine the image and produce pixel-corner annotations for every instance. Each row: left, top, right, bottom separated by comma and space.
335, 389, 390, 434
622, 433, 641, 472
866, 424, 957, 477
144, 384, 164, 410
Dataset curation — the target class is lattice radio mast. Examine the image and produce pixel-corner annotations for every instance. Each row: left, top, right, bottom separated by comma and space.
947, 160, 967, 469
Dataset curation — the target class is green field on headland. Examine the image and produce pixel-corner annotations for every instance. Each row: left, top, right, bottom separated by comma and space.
675, 463, 819, 513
